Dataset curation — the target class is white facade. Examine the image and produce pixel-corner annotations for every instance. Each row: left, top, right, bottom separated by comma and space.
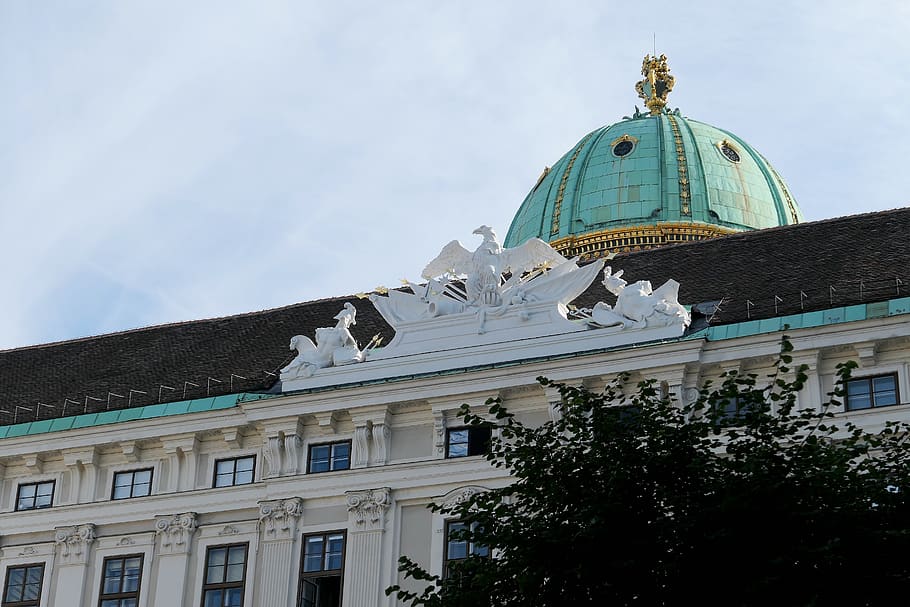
1, 306, 908, 606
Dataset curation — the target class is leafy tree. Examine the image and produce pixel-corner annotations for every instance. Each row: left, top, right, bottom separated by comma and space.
387, 338, 910, 606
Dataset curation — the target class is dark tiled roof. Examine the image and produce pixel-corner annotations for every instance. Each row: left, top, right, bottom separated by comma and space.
2, 208, 909, 426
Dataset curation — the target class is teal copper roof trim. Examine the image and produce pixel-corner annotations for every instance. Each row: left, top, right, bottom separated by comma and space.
0, 393, 276, 439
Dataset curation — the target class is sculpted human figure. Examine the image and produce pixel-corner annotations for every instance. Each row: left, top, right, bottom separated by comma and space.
280, 303, 364, 380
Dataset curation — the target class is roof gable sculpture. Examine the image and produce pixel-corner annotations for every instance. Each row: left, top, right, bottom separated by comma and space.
279, 226, 690, 391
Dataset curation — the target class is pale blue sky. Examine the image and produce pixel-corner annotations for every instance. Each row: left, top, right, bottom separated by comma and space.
1, 1, 908, 349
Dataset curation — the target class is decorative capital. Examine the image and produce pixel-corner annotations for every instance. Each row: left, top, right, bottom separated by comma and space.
155, 512, 198, 555
258, 498, 303, 540
346, 488, 391, 531
54, 523, 96, 565
635, 54, 675, 115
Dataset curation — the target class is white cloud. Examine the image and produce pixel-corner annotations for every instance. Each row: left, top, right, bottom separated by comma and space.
1, 0, 909, 348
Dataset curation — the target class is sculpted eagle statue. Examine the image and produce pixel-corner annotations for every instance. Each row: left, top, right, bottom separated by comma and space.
421, 225, 567, 306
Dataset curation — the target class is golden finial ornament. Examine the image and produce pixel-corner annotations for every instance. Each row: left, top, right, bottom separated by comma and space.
635, 54, 675, 115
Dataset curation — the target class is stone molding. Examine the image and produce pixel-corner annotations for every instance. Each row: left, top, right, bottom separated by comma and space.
54, 523, 96, 565
155, 512, 199, 555
258, 498, 303, 541
346, 488, 391, 532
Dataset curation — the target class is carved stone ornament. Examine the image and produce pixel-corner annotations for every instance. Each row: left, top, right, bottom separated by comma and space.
280, 303, 365, 380
155, 512, 198, 555
370, 226, 603, 332
440, 485, 489, 510
346, 488, 391, 531
585, 266, 690, 332
258, 498, 303, 540
54, 524, 96, 565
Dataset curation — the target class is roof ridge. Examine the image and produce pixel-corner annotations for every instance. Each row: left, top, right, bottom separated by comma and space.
0, 292, 365, 355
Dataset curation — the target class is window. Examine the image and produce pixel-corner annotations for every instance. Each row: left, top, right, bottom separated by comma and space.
201, 544, 248, 607
213, 456, 255, 488
112, 469, 152, 500
2, 563, 44, 607
445, 427, 491, 458
846, 373, 899, 411
298, 532, 345, 607
98, 555, 142, 607
307, 442, 350, 474
15, 481, 54, 511
444, 520, 488, 579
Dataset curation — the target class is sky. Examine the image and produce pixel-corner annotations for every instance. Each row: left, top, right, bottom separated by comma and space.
1, 1, 908, 350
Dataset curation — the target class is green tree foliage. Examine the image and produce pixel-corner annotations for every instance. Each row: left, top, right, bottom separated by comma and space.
387, 338, 910, 606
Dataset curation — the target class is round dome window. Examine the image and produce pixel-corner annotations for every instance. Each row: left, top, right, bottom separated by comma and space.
720, 142, 741, 163
612, 140, 634, 157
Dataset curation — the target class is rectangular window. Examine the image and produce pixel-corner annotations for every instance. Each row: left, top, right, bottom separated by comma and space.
2, 563, 44, 607
112, 469, 153, 500
201, 544, 248, 607
15, 481, 54, 511
213, 456, 255, 488
846, 373, 899, 411
307, 442, 351, 474
445, 427, 491, 458
98, 555, 143, 607
444, 520, 488, 579
298, 532, 345, 607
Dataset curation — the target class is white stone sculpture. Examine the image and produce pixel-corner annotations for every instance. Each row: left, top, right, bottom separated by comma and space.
589, 266, 690, 331
369, 225, 605, 335
279, 303, 364, 380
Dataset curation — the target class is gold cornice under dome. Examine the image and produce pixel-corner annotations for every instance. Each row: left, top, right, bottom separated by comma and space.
549, 223, 740, 260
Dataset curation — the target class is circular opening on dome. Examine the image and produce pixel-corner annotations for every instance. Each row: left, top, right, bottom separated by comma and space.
720, 142, 741, 163
612, 140, 634, 157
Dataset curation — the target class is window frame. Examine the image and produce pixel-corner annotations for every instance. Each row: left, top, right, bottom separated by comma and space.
845, 372, 900, 411
443, 520, 488, 579
212, 455, 256, 488
200, 543, 249, 607
444, 426, 491, 459
110, 468, 154, 500
306, 441, 352, 474
97, 553, 143, 607
2, 563, 45, 607
15, 481, 55, 512
298, 531, 346, 607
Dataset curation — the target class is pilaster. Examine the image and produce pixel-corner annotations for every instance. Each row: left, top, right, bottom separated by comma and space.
342, 488, 392, 607
54, 523, 96, 604
152, 513, 198, 606
254, 498, 304, 607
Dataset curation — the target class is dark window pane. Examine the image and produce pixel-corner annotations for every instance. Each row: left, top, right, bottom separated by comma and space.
225, 587, 243, 607
235, 457, 254, 473
203, 589, 223, 607
449, 430, 468, 445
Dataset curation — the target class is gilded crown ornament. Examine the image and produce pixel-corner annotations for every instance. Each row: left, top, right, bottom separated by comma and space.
635, 54, 675, 115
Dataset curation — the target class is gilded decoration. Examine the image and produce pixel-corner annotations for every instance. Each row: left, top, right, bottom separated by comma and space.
550, 132, 595, 236
635, 54, 675, 115
609, 134, 639, 147
549, 223, 738, 260
667, 114, 692, 215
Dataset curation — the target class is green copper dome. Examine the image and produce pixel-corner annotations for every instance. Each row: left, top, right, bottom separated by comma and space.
505, 55, 802, 258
